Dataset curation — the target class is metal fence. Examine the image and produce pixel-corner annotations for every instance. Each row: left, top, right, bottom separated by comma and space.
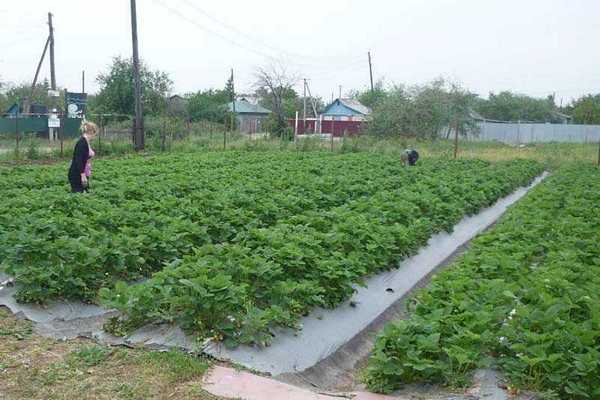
467, 121, 600, 144
0, 114, 82, 138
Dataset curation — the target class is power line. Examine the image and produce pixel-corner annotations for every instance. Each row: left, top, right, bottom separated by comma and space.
153, 0, 276, 60
178, 0, 362, 65
179, 0, 303, 59
155, 0, 366, 71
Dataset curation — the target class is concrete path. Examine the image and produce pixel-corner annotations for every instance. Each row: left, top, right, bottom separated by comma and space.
202, 366, 397, 400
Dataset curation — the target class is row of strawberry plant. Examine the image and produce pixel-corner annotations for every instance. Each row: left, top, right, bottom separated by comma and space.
101, 159, 544, 348
1, 152, 456, 302
363, 164, 599, 399
0, 151, 329, 191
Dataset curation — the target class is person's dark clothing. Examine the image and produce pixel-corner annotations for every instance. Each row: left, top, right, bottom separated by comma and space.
407, 149, 419, 166
68, 136, 89, 193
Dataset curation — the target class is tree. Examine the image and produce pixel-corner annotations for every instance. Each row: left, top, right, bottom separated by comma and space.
255, 86, 300, 118
1, 79, 54, 109
474, 91, 559, 122
92, 56, 173, 116
0, 77, 8, 113
366, 85, 413, 137
185, 89, 230, 123
569, 94, 600, 124
367, 78, 479, 139
350, 79, 388, 109
224, 74, 235, 101
254, 62, 298, 135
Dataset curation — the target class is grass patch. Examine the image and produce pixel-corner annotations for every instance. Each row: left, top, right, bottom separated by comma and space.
0, 307, 222, 399
69, 345, 112, 367
0, 307, 33, 340
137, 350, 210, 383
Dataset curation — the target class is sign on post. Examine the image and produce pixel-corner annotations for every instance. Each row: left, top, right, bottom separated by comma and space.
65, 92, 87, 118
48, 114, 61, 128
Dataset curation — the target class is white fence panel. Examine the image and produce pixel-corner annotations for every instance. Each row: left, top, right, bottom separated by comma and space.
468, 122, 600, 144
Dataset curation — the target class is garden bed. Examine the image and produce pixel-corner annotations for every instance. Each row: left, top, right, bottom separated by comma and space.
363, 164, 599, 399
1, 151, 545, 371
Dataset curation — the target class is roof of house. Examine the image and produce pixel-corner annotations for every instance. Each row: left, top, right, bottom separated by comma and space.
227, 99, 271, 114
551, 110, 572, 120
470, 108, 573, 122
5, 103, 19, 116
168, 94, 187, 103
469, 109, 486, 121
321, 98, 372, 116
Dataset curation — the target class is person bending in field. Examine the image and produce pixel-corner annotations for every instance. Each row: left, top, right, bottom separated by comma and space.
68, 121, 97, 193
401, 149, 419, 166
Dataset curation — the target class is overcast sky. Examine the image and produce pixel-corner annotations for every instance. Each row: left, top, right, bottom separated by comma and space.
1, 0, 599, 104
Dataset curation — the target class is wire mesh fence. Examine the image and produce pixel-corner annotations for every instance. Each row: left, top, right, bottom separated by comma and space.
1, 112, 598, 166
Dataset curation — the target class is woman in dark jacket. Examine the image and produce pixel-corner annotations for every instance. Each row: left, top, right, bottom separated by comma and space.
68, 121, 97, 192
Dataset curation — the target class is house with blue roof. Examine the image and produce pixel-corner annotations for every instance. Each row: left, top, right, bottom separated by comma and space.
321, 98, 371, 122
227, 98, 271, 133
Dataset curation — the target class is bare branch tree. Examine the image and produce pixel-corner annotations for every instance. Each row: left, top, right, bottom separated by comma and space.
254, 60, 299, 134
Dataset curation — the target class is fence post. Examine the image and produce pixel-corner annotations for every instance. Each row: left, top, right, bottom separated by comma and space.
294, 111, 299, 144
482, 119, 486, 140
453, 120, 459, 159
98, 115, 103, 155
162, 118, 167, 152
331, 118, 335, 151
319, 114, 323, 134
15, 114, 20, 158
223, 113, 228, 149
59, 111, 64, 158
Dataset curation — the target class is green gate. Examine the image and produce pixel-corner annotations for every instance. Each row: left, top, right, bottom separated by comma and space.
0, 116, 82, 138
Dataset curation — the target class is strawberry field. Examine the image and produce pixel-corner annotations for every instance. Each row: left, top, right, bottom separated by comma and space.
0, 152, 543, 348
364, 164, 600, 399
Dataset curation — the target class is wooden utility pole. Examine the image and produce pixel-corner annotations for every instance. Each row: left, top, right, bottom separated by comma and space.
303, 78, 307, 133
304, 80, 319, 132
230, 68, 236, 133
82, 70, 85, 93
28, 36, 51, 112
368, 51, 374, 93
130, 0, 144, 150
48, 12, 58, 141
48, 12, 56, 90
